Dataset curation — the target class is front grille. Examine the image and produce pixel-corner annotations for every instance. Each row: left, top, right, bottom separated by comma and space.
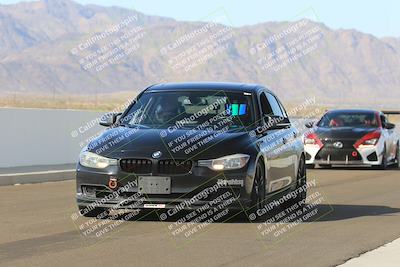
316, 147, 362, 161
158, 159, 192, 175
322, 139, 356, 149
120, 159, 152, 174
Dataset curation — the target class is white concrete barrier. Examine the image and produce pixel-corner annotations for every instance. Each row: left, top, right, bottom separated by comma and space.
0, 108, 103, 167
1, 108, 395, 168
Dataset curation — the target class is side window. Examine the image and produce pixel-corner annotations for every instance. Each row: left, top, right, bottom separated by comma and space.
259, 92, 273, 116
278, 100, 288, 118
380, 115, 387, 127
266, 93, 284, 117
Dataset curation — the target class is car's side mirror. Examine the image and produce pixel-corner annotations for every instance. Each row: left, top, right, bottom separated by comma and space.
254, 115, 291, 135
99, 112, 122, 127
384, 122, 395, 130
305, 121, 315, 128
263, 115, 290, 130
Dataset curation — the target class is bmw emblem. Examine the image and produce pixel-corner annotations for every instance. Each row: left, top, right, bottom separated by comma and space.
333, 141, 344, 149
152, 151, 162, 159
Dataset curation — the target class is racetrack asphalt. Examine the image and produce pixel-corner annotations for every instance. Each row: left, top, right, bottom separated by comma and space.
0, 168, 399, 267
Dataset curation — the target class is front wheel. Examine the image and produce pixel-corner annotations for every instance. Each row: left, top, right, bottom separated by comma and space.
376, 147, 388, 170
306, 164, 315, 169
396, 143, 400, 169
282, 156, 307, 209
249, 160, 266, 215
318, 164, 331, 169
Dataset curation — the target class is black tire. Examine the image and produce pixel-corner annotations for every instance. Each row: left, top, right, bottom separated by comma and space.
318, 164, 331, 169
249, 160, 266, 217
377, 147, 388, 170
396, 143, 400, 169
306, 164, 315, 169
282, 156, 307, 210
79, 205, 109, 219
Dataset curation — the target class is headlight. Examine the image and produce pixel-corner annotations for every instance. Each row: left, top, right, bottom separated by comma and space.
198, 154, 250, 171
79, 151, 117, 169
362, 138, 379, 146
354, 130, 381, 148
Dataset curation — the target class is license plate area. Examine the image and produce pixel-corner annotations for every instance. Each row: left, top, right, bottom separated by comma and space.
138, 176, 171, 195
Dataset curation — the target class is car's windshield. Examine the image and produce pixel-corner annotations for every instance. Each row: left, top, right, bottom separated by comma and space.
119, 90, 255, 130
317, 112, 379, 128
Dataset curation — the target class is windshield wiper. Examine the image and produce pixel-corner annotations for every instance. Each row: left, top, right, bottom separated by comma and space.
118, 123, 150, 129
129, 124, 151, 129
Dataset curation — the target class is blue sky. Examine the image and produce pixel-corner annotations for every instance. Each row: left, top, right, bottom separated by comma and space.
1, 0, 399, 37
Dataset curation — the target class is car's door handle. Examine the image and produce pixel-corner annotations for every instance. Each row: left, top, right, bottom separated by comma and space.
282, 138, 287, 144
293, 131, 297, 138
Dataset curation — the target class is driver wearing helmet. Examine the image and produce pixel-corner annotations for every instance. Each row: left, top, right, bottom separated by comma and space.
154, 96, 181, 124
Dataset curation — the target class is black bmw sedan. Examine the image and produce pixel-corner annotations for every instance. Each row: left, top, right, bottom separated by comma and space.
76, 82, 306, 219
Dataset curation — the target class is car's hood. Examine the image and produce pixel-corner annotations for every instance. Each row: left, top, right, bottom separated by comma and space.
87, 126, 255, 159
314, 127, 378, 140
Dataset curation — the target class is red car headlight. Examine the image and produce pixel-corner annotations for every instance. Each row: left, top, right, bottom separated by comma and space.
354, 130, 381, 149
304, 132, 324, 148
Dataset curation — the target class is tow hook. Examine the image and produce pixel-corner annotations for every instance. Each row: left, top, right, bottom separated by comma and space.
108, 177, 118, 190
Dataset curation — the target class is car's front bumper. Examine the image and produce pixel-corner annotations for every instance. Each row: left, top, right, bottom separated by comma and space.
305, 144, 383, 166
76, 161, 256, 212
76, 188, 243, 211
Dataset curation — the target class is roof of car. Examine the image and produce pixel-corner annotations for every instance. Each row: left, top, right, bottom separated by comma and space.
327, 109, 380, 114
146, 82, 263, 93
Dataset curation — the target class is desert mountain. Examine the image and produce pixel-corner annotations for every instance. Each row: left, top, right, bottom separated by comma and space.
0, 0, 399, 107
